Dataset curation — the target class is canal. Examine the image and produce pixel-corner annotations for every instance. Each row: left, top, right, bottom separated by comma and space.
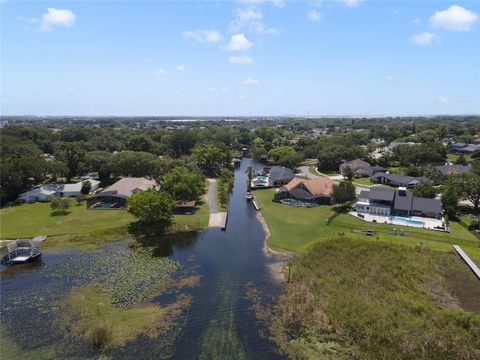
1, 158, 286, 359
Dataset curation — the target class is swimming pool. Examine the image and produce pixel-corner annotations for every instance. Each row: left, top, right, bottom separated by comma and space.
280, 198, 315, 207
391, 216, 424, 228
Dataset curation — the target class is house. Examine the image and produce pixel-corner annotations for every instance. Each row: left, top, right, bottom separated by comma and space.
88, 177, 159, 209
339, 159, 370, 175
354, 165, 386, 177
57, 179, 100, 197
387, 141, 418, 151
19, 186, 57, 203
274, 177, 334, 205
371, 172, 424, 188
355, 187, 442, 219
450, 143, 480, 153
175, 200, 196, 214
268, 166, 296, 187
435, 164, 471, 177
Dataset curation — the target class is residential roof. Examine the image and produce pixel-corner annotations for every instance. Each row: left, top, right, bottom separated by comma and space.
394, 189, 413, 211
284, 177, 334, 197
95, 177, 159, 199
58, 179, 101, 193
372, 172, 423, 186
387, 141, 418, 150
20, 186, 56, 197
435, 164, 471, 176
368, 187, 395, 202
340, 159, 370, 170
412, 197, 442, 214
269, 166, 296, 183
175, 200, 196, 208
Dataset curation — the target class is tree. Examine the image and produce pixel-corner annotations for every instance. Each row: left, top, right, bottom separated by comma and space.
277, 152, 304, 169
162, 167, 204, 201
412, 183, 436, 199
50, 198, 70, 215
81, 180, 92, 195
458, 173, 480, 210
342, 166, 355, 180
128, 189, 175, 227
268, 146, 295, 161
109, 151, 160, 178
441, 184, 459, 218
332, 181, 356, 205
190, 143, 228, 176
61, 142, 86, 181
246, 166, 254, 191
455, 153, 468, 165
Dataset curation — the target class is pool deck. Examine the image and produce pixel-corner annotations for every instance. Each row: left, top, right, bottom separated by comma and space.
349, 211, 446, 231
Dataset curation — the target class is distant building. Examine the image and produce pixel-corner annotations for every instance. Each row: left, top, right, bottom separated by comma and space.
450, 143, 480, 153
355, 187, 441, 219
89, 177, 159, 209
435, 164, 471, 177
19, 186, 57, 203
339, 159, 370, 175
275, 177, 334, 205
371, 172, 424, 188
57, 179, 100, 197
387, 141, 418, 151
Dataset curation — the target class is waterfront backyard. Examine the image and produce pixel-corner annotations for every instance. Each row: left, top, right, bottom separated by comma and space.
255, 189, 480, 262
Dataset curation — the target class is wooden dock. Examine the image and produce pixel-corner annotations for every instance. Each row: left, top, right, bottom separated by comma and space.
453, 245, 480, 280
252, 199, 261, 211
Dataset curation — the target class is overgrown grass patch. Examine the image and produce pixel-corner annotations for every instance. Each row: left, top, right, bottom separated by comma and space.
267, 238, 480, 359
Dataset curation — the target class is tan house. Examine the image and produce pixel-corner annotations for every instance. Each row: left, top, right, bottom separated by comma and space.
88, 177, 159, 209
275, 177, 335, 205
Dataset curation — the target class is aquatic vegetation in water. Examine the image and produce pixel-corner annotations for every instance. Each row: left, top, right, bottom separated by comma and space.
58, 285, 192, 349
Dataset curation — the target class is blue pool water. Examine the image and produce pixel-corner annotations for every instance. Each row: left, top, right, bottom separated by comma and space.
391, 216, 424, 227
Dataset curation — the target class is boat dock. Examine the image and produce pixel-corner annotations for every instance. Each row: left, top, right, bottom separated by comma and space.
1, 236, 46, 265
209, 212, 228, 231
252, 198, 261, 211
453, 245, 480, 280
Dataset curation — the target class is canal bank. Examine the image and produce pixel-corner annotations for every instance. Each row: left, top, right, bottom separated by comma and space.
0, 158, 286, 359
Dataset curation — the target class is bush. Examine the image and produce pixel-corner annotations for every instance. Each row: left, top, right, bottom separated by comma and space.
88, 321, 112, 350
50, 198, 70, 215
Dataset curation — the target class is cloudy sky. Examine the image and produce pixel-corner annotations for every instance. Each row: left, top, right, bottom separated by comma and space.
1, 1, 479, 116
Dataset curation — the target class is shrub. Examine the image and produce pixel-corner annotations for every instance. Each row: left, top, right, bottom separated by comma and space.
88, 321, 112, 350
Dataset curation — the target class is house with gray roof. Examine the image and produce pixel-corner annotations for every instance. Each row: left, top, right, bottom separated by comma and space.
355, 187, 441, 219
435, 164, 471, 177
371, 172, 424, 188
268, 166, 296, 187
450, 143, 480, 154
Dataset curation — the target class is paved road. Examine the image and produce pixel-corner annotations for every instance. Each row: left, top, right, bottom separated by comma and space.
207, 179, 218, 214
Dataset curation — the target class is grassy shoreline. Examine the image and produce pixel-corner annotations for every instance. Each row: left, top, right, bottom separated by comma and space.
254, 189, 480, 262
0, 198, 209, 250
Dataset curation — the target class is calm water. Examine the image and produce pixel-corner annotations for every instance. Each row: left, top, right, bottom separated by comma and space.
1, 159, 285, 359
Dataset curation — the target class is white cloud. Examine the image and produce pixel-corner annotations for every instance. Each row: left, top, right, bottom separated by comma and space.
308, 10, 322, 22
429, 5, 478, 32
175, 65, 185, 71
182, 30, 223, 43
411, 32, 436, 45
243, 76, 259, 85
39, 8, 76, 32
338, 0, 362, 7
230, 8, 279, 35
152, 68, 167, 80
236, 0, 284, 7
227, 33, 253, 51
229, 55, 253, 64
437, 96, 449, 104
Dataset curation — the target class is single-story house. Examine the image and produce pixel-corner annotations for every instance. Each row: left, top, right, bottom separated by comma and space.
88, 177, 159, 209
371, 172, 424, 188
435, 164, 471, 177
269, 166, 296, 187
19, 186, 57, 203
275, 177, 334, 205
450, 143, 480, 153
175, 200, 196, 214
355, 187, 441, 219
339, 159, 370, 175
57, 179, 100, 197
354, 165, 386, 177
387, 141, 418, 151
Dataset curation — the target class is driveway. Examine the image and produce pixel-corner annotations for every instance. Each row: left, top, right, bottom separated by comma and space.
297, 166, 320, 179
207, 179, 218, 214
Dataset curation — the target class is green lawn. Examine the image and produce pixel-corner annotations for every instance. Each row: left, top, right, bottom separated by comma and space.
447, 153, 472, 162
255, 189, 480, 262
0, 199, 209, 249
350, 177, 371, 186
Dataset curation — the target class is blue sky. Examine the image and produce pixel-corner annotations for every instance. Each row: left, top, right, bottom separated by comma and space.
1, 0, 479, 116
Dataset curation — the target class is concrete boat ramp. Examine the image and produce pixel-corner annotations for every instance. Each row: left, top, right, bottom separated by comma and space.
207, 179, 228, 231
